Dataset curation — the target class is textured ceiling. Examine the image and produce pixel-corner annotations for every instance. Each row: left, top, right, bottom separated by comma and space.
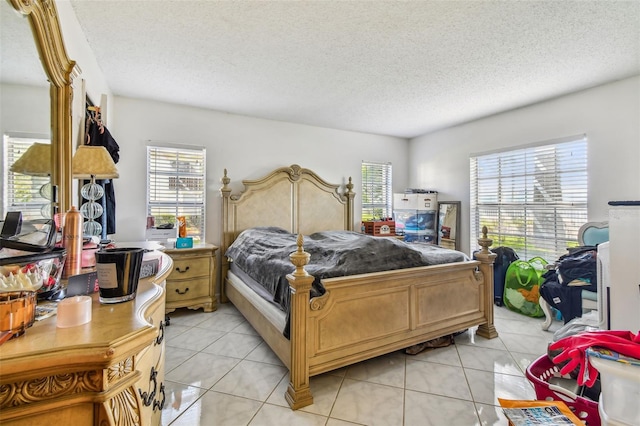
1, 1, 49, 87
4, 1, 640, 138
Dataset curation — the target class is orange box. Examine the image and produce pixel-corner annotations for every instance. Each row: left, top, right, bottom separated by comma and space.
177, 216, 187, 237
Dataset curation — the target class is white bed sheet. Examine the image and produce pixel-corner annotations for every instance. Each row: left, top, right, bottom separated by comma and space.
227, 270, 287, 333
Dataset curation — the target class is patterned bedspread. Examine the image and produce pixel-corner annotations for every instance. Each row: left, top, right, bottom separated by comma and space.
225, 227, 469, 337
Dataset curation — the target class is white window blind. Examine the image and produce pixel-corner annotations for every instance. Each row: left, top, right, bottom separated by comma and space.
146, 145, 206, 241
2, 135, 51, 220
361, 161, 392, 221
470, 136, 588, 261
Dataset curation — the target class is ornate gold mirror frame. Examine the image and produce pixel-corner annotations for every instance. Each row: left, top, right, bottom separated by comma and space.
10, 0, 76, 214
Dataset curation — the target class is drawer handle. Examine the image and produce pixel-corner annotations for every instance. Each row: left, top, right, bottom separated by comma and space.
175, 266, 190, 273
154, 382, 166, 412
139, 366, 165, 412
155, 320, 165, 346
175, 287, 190, 295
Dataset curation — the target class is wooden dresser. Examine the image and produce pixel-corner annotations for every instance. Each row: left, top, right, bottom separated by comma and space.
165, 244, 217, 313
0, 253, 172, 426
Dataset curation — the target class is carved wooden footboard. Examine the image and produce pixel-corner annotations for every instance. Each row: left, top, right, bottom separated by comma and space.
284, 231, 497, 409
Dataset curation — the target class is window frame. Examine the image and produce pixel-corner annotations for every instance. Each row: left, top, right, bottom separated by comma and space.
361, 161, 393, 221
470, 135, 588, 261
146, 144, 206, 241
2, 134, 52, 220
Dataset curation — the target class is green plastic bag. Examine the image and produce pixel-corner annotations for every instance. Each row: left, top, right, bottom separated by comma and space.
503, 257, 548, 317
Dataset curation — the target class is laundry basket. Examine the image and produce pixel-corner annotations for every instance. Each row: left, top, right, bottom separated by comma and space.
526, 354, 600, 425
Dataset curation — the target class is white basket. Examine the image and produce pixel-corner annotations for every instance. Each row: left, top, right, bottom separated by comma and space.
589, 353, 640, 425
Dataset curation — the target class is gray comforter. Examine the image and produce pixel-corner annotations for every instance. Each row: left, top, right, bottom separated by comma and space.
225, 227, 469, 337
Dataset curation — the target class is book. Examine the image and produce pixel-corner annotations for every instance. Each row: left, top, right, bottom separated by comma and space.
498, 399, 582, 426
586, 346, 640, 366
140, 256, 161, 279
66, 270, 99, 296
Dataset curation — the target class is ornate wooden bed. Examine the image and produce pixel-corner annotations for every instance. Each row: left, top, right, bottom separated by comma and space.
220, 164, 498, 410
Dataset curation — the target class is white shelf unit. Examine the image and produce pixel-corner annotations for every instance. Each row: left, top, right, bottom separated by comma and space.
608, 202, 640, 332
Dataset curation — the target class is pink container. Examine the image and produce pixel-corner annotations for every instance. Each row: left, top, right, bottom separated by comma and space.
526, 354, 600, 425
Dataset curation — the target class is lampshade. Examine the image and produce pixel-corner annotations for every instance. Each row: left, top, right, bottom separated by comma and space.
9, 143, 51, 176
72, 145, 118, 237
72, 146, 119, 179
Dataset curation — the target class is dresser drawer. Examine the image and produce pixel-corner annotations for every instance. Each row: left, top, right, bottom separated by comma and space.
168, 257, 210, 280
167, 277, 210, 302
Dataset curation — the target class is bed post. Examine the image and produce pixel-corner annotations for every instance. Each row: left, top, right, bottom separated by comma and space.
219, 169, 232, 303
285, 234, 314, 409
475, 226, 499, 339
345, 177, 355, 231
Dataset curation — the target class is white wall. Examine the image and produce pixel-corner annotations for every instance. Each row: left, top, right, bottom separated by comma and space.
57, 0, 113, 186
0, 84, 50, 137
409, 76, 640, 255
109, 97, 409, 246
57, 0, 112, 109
0, 84, 50, 214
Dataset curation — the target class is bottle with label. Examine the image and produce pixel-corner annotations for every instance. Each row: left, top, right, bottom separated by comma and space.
62, 206, 82, 278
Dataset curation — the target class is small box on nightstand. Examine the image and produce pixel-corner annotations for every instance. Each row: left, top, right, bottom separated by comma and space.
363, 220, 396, 236
175, 237, 193, 249
145, 227, 178, 242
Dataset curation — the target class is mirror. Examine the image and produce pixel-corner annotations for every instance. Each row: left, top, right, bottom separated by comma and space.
1, 1, 50, 218
438, 201, 461, 251
1, 0, 76, 218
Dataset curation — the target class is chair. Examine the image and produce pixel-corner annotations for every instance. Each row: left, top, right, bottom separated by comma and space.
577, 221, 609, 312
539, 221, 609, 331
578, 221, 609, 246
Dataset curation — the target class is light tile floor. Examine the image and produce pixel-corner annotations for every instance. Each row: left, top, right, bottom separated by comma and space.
161, 303, 563, 425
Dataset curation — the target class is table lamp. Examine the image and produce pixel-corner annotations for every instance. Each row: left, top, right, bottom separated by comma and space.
9, 142, 52, 218
72, 145, 119, 236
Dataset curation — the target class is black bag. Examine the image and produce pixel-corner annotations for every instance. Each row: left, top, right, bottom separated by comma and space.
490, 247, 520, 306
539, 246, 598, 324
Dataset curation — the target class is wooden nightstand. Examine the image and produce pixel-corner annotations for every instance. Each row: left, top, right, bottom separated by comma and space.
164, 244, 217, 313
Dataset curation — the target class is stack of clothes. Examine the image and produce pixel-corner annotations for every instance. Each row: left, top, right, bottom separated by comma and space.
539, 246, 598, 324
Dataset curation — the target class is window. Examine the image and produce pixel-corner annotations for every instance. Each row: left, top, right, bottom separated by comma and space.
361, 161, 392, 221
146, 145, 206, 241
2, 135, 51, 220
470, 135, 588, 261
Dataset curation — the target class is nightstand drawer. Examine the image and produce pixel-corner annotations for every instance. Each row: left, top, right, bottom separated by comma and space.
165, 244, 218, 313
167, 278, 210, 301
168, 257, 209, 280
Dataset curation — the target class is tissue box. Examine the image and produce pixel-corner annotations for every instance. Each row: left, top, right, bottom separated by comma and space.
175, 237, 193, 249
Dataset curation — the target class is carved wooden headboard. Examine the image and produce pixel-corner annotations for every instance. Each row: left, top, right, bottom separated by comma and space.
220, 164, 355, 257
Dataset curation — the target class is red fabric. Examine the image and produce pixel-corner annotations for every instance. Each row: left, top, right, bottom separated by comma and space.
549, 330, 640, 387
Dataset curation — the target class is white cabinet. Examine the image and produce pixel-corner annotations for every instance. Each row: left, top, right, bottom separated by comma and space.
393, 193, 437, 210
608, 202, 640, 331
